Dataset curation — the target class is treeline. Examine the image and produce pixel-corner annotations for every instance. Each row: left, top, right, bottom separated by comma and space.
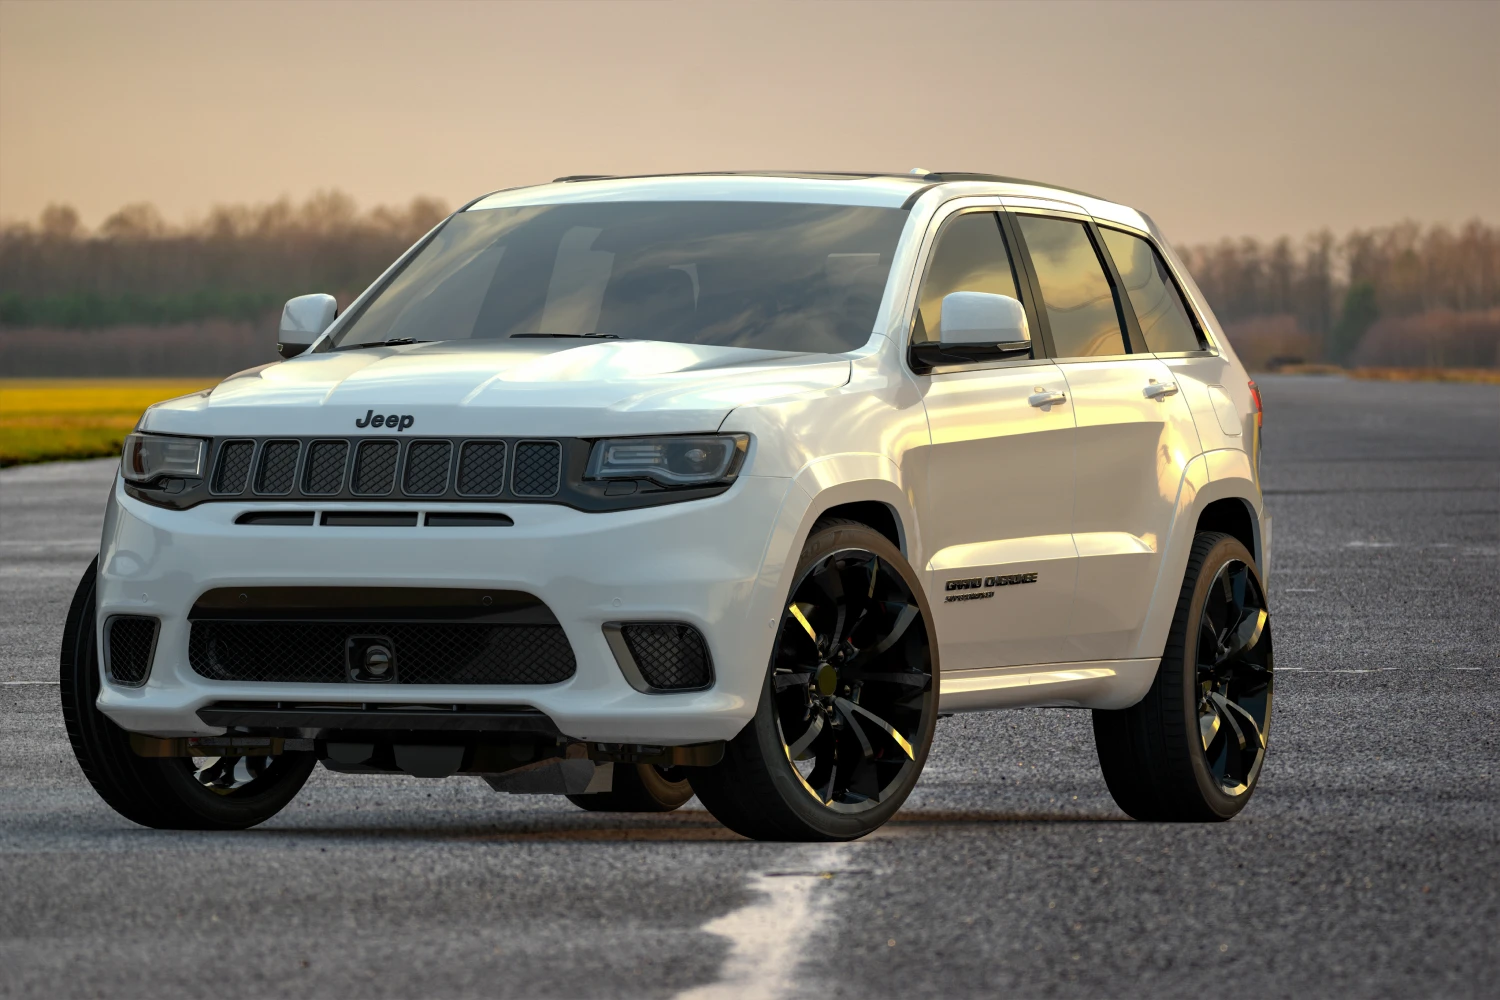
1, 197, 1496, 369
1180, 219, 1499, 365
0, 191, 449, 328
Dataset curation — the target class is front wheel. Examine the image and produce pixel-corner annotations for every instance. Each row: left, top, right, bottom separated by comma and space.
60, 559, 316, 830
1093, 532, 1274, 821
690, 519, 938, 841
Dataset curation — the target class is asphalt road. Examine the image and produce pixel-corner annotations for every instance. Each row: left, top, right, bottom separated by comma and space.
2, 375, 1496, 999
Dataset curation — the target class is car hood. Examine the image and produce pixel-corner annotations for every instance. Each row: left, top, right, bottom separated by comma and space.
140, 339, 852, 438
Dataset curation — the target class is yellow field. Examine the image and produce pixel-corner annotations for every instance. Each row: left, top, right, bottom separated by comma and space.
0, 379, 216, 467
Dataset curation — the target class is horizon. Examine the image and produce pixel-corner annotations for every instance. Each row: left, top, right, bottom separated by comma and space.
2, 0, 1497, 246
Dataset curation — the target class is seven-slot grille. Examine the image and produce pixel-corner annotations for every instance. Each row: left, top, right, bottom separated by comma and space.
205, 437, 561, 503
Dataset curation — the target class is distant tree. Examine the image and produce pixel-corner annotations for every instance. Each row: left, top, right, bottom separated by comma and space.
38, 204, 81, 239
1329, 282, 1380, 364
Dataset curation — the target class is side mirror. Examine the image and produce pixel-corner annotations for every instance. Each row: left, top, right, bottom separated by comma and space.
908, 292, 1033, 374
278, 293, 338, 359
939, 291, 1029, 347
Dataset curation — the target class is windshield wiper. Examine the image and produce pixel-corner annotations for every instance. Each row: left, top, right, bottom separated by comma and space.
509, 332, 622, 339
336, 337, 432, 351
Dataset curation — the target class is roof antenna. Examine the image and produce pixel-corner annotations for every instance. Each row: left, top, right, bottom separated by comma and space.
909, 167, 932, 176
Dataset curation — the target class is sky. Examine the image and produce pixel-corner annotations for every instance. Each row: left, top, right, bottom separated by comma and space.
1, 0, 1496, 246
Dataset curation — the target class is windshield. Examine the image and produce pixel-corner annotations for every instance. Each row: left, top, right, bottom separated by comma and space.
328, 201, 908, 354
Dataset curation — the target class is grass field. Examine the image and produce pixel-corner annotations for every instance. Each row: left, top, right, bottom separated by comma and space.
0, 379, 215, 467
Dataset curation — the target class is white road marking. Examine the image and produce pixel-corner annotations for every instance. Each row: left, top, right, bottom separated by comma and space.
1, 681, 61, 686
675, 843, 851, 1000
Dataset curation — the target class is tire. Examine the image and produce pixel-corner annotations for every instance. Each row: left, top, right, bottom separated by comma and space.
1093, 532, 1274, 822
567, 764, 694, 813
60, 559, 316, 830
690, 519, 938, 841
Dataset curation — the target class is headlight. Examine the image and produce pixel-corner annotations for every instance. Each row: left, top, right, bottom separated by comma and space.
121, 433, 206, 483
585, 434, 748, 487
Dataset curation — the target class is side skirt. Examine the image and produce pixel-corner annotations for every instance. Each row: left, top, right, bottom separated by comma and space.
938, 658, 1159, 712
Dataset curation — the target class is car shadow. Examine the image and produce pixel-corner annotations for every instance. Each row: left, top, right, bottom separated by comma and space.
245, 807, 1129, 844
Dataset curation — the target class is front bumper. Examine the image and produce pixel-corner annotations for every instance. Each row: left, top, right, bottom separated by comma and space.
95, 474, 802, 742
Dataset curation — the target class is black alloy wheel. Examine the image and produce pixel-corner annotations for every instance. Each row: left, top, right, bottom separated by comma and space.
1093, 532, 1274, 821
60, 559, 316, 830
691, 520, 938, 841
1194, 555, 1273, 796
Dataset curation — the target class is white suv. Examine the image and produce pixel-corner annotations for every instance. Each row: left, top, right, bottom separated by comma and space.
61, 171, 1272, 841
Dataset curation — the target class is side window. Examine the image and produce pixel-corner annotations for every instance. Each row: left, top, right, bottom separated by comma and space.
1099, 228, 1205, 353
912, 212, 1021, 344
1014, 215, 1126, 358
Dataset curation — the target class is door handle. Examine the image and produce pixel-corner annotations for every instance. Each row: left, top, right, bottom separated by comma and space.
1143, 381, 1180, 400
1028, 390, 1067, 407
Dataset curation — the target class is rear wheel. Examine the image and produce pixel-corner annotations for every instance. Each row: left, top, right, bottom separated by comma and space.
690, 519, 937, 841
1093, 532, 1274, 821
567, 764, 694, 812
60, 559, 316, 830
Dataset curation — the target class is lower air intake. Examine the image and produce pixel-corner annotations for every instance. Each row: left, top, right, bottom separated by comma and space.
188, 621, 576, 685
620, 623, 713, 691
104, 615, 159, 686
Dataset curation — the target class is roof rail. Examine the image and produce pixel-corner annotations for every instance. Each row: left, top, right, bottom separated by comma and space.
553, 174, 616, 183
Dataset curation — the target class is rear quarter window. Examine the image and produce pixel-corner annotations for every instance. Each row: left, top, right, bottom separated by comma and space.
1098, 227, 1205, 354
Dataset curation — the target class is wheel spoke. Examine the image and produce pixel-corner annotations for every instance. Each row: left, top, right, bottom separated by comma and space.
844, 670, 928, 689
1212, 691, 1267, 750
773, 670, 813, 692
834, 696, 915, 760
1199, 706, 1221, 752
1227, 607, 1268, 658
834, 700, 876, 759
788, 602, 819, 644
785, 714, 825, 760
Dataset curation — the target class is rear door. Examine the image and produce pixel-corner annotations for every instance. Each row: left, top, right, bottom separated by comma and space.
906, 206, 1078, 670
1096, 225, 1256, 459
1009, 210, 1202, 662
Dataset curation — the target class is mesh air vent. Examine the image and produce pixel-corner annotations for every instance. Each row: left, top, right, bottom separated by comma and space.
403, 440, 453, 496
189, 621, 576, 685
456, 441, 506, 496
104, 615, 159, 686
351, 440, 398, 495
255, 440, 300, 494
212, 441, 254, 494
621, 623, 713, 690
302, 440, 349, 495
512, 441, 562, 497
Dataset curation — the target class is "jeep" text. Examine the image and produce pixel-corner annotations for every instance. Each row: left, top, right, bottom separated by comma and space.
355, 410, 415, 431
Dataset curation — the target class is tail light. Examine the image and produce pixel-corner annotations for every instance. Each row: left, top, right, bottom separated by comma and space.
1247, 380, 1264, 428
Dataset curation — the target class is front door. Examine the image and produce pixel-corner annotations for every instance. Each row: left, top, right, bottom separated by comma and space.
906, 208, 1078, 670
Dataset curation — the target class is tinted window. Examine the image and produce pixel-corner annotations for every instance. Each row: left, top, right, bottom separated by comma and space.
1099, 228, 1203, 353
332, 201, 907, 354
1015, 215, 1126, 358
911, 212, 1020, 344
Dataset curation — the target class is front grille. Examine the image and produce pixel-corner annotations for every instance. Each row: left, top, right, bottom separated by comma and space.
212, 441, 254, 493
457, 441, 506, 496
403, 440, 453, 496
104, 615, 159, 686
302, 440, 348, 495
513, 441, 562, 497
190, 435, 584, 507
189, 621, 577, 685
352, 440, 399, 495
255, 440, 300, 494
622, 623, 713, 690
